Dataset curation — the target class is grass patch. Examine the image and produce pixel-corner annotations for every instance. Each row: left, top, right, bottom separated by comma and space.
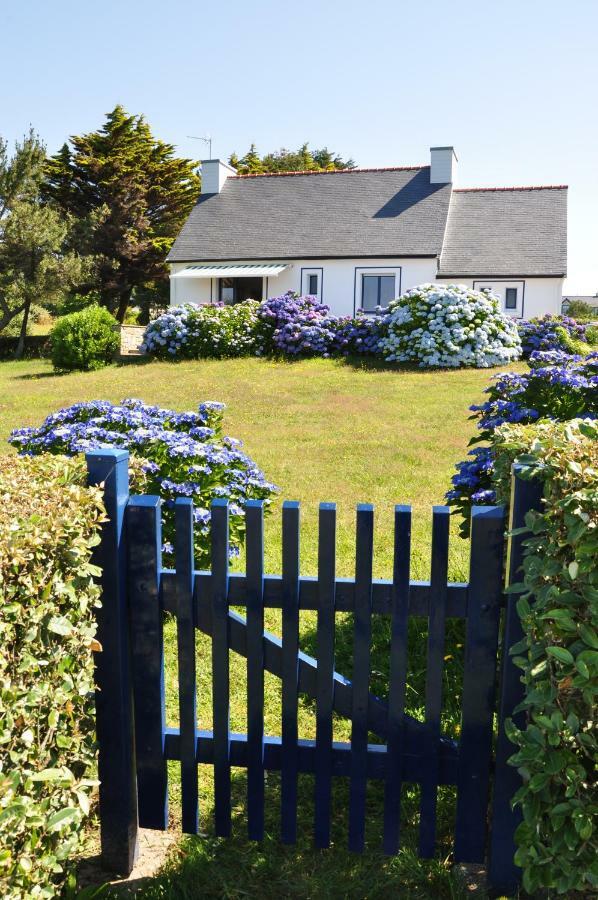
0, 356, 525, 897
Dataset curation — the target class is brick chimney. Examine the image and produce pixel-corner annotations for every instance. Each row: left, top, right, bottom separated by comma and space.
430, 146, 458, 184
200, 159, 237, 194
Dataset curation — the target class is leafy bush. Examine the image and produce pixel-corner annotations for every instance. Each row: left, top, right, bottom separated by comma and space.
518, 314, 589, 357
490, 420, 598, 895
50, 305, 119, 371
0, 455, 104, 899
447, 352, 598, 523
333, 312, 389, 356
565, 298, 595, 321
9, 398, 277, 567
255, 292, 335, 356
379, 283, 521, 367
141, 302, 260, 359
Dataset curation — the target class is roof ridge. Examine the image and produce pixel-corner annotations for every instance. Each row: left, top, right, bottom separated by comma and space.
231, 165, 426, 179
454, 185, 567, 193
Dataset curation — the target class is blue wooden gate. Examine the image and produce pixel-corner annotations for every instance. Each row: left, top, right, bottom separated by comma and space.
86, 450, 542, 894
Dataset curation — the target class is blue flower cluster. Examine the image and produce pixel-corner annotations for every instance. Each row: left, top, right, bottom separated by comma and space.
9, 398, 277, 566
517, 315, 588, 357
446, 351, 598, 517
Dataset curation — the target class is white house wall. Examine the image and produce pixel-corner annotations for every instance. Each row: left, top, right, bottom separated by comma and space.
170, 258, 437, 316
435, 276, 564, 319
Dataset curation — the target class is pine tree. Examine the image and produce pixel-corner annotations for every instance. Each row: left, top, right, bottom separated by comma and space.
229, 143, 355, 175
44, 105, 200, 321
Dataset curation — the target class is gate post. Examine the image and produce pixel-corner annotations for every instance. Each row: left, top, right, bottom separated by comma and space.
86, 449, 139, 874
487, 464, 543, 895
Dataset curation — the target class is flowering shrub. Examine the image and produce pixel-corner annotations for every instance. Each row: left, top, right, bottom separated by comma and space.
517, 315, 589, 357
255, 292, 337, 356
9, 398, 277, 566
446, 352, 598, 526
333, 312, 389, 356
379, 284, 521, 367
0, 455, 104, 899
141, 302, 260, 359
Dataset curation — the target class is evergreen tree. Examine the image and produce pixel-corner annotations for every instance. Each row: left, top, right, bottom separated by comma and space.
229, 143, 355, 175
0, 130, 84, 356
44, 105, 200, 321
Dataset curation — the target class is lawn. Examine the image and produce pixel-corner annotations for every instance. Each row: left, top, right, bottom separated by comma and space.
1, 356, 524, 898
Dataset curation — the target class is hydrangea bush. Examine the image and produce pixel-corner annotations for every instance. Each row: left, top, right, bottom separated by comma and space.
379, 284, 521, 367
9, 399, 277, 566
255, 292, 337, 356
141, 302, 260, 359
446, 351, 598, 527
517, 315, 589, 357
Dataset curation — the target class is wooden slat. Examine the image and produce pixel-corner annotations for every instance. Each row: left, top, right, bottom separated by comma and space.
349, 504, 374, 852
163, 571, 469, 617
246, 500, 265, 841
127, 496, 168, 830
383, 505, 411, 854
418, 506, 450, 857
314, 503, 336, 848
281, 501, 300, 844
175, 498, 198, 834
163, 729, 459, 783
211, 499, 231, 837
454, 505, 505, 862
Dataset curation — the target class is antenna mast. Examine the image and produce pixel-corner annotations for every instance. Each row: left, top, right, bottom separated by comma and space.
187, 134, 212, 158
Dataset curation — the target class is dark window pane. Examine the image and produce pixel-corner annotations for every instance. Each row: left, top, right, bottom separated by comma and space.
505, 288, 517, 309
379, 275, 396, 307
308, 274, 318, 295
220, 278, 234, 303
362, 275, 379, 311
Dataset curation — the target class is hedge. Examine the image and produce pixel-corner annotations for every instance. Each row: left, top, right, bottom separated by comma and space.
0, 455, 105, 899
491, 419, 598, 895
0, 335, 50, 360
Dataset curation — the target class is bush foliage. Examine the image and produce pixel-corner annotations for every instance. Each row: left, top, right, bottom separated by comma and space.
9, 398, 277, 567
141, 301, 261, 359
50, 305, 119, 371
379, 283, 521, 367
0, 455, 105, 899
491, 420, 598, 895
517, 314, 590, 357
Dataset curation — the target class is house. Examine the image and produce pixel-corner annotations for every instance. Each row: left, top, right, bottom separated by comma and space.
167, 147, 567, 319
562, 294, 598, 315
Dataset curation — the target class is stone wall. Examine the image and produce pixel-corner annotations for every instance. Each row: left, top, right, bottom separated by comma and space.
116, 325, 147, 357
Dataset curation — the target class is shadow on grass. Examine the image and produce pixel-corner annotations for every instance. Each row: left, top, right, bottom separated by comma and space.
102, 774, 466, 900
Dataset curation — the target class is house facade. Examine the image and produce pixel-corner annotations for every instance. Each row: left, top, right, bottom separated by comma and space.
167, 147, 567, 320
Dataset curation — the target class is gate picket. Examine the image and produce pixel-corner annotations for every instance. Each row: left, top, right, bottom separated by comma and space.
281, 501, 300, 844
454, 505, 505, 861
418, 506, 450, 858
127, 496, 168, 830
314, 503, 336, 849
348, 505, 374, 852
383, 505, 412, 854
211, 499, 231, 837
246, 500, 265, 840
175, 498, 198, 834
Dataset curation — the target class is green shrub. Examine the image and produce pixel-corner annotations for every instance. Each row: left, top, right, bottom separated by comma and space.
50, 305, 119, 371
0, 455, 105, 899
565, 299, 595, 321
554, 325, 595, 356
491, 419, 598, 895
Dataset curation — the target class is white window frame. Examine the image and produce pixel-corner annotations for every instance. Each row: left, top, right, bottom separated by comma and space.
473, 280, 525, 318
354, 266, 401, 315
301, 267, 323, 301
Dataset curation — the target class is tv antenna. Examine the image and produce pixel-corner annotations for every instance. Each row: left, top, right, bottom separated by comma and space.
187, 134, 212, 159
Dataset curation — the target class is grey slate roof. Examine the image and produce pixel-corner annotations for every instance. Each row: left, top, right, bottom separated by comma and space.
438, 187, 567, 277
167, 167, 452, 262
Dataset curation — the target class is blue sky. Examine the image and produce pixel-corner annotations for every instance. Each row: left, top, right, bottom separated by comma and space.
3, 0, 596, 292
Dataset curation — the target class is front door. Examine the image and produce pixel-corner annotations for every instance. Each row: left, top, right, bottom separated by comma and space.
219, 277, 263, 304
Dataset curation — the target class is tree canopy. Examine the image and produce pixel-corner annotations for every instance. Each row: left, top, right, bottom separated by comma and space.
229, 142, 355, 175
44, 105, 200, 320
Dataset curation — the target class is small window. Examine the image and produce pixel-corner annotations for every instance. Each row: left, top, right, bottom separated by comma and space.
505, 288, 518, 310
220, 278, 235, 303
308, 273, 318, 295
362, 274, 395, 311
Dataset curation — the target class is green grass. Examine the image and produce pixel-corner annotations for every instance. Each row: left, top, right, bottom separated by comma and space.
0, 357, 525, 898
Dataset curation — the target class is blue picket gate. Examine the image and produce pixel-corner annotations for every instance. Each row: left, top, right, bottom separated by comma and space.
86, 449, 542, 894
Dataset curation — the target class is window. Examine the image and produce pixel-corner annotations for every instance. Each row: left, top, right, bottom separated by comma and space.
505, 287, 518, 310
308, 273, 318, 295
362, 274, 395, 311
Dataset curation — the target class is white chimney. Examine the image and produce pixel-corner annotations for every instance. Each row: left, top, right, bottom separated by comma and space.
430, 146, 458, 184
200, 159, 237, 194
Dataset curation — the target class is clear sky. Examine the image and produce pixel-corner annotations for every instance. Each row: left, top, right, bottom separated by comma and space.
2, 0, 596, 293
